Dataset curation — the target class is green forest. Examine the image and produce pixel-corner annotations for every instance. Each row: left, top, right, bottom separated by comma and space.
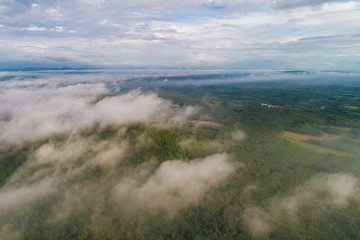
1, 75, 360, 239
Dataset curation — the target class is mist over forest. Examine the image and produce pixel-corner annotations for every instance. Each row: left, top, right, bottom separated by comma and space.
1, 70, 360, 239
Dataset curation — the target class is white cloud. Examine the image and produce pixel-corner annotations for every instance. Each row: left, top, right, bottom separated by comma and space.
22, 26, 46, 31
0, 0, 359, 69
112, 153, 237, 216
0, 176, 57, 213
243, 173, 359, 238
274, 0, 356, 9
0, 78, 195, 145
231, 129, 245, 141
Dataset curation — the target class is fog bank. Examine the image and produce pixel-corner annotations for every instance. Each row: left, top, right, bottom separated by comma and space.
113, 153, 237, 216
0, 83, 195, 145
243, 173, 359, 238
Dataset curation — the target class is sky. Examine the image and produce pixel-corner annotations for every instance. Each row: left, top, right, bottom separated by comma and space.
0, 0, 359, 70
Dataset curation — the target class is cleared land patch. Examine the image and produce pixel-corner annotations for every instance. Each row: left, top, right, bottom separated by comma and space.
282, 134, 346, 156
345, 105, 359, 110
189, 120, 225, 127
282, 131, 348, 155
284, 131, 338, 141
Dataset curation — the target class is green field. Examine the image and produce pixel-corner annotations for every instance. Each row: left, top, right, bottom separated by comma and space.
345, 105, 359, 110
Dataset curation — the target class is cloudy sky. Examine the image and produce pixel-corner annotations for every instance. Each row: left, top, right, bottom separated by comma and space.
0, 0, 359, 70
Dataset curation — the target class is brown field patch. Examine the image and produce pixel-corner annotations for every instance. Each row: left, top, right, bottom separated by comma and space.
189, 120, 225, 127
284, 131, 338, 141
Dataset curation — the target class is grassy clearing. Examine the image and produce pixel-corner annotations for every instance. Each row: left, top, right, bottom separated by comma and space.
188, 120, 226, 127
345, 105, 359, 110
284, 131, 339, 141
281, 135, 345, 155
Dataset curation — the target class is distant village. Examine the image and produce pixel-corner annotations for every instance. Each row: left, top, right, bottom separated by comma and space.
260, 103, 280, 108
261, 103, 334, 110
